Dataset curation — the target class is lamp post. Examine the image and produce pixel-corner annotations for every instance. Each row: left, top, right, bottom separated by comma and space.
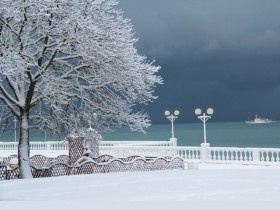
88, 112, 97, 130
164, 110, 180, 139
195, 108, 214, 144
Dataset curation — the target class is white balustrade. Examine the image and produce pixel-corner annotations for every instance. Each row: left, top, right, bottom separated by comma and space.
0, 140, 172, 151
1, 140, 280, 165
0, 142, 17, 150
209, 147, 253, 162
99, 140, 174, 147
258, 149, 280, 162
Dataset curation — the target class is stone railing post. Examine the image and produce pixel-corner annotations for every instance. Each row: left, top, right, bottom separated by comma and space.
170, 138, 177, 146
252, 149, 260, 162
46, 142, 52, 150
67, 136, 85, 165
67, 128, 101, 165
200, 143, 210, 162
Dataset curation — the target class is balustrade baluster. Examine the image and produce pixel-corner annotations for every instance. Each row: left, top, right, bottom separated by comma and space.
232, 151, 236, 161
244, 151, 247, 161
188, 150, 191, 159
227, 151, 231, 160
226, 151, 229, 160
234, 151, 237, 161
221, 151, 224, 160
209, 151, 213, 160
190, 150, 193, 159
240, 151, 243, 161
249, 151, 253, 161
267, 151, 271, 162
238, 151, 242, 161
231, 151, 235, 161
271, 152, 275, 162
213, 150, 216, 160
260, 151, 264, 161
217, 151, 221, 160
272, 152, 276, 162
248, 151, 252, 161
263, 151, 267, 162
269, 152, 272, 162
177, 150, 185, 159
181, 150, 185, 159
267, 152, 271, 162
266, 151, 269, 162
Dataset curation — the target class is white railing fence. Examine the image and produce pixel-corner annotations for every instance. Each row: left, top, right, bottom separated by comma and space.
0, 139, 176, 151
1, 140, 280, 165
99, 146, 201, 159
208, 147, 280, 163
99, 140, 175, 147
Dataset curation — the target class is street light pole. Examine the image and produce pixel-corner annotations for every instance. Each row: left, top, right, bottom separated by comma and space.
168, 114, 176, 139
164, 110, 180, 139
88, 112, 97, 130
197, 113, 211, 144
195, 108, 214, 144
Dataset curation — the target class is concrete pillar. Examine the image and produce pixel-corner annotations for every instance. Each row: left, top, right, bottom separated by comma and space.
170, 138, 177, 146
67, 128, 101, 165
200, 143, 210, 162
46, 142, 52, 150
252, 150, 260, 162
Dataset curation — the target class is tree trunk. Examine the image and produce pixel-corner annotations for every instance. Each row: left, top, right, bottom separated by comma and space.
18, 111, 33, 179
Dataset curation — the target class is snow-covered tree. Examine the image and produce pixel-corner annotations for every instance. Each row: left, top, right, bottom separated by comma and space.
0, 0, 162, 178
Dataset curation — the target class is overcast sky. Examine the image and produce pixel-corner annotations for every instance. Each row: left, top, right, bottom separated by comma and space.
118, 0, 280, 123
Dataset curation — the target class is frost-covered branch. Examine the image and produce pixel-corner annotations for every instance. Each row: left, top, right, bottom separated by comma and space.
0, 0, 162, 178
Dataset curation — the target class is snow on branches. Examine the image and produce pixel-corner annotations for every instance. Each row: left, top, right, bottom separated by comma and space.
0, 0, 162, 178
0, 0, 162, 134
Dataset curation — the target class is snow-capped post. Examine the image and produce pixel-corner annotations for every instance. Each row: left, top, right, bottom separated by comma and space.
200, 143, 210, 162
252, 149, 260, 162
170, 138, 177, 146
0, 0, 161, 178
67, 129, 101, 165
46, 142, 52, 150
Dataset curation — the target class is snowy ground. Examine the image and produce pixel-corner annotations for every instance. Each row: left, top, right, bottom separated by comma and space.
1, 164, 280, 207
1, 151, 280, 209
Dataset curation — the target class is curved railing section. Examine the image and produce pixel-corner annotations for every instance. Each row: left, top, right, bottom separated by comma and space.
0, 154, 184, 180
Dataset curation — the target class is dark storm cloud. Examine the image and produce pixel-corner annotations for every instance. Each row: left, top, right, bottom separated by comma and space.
119, 0, 280, 123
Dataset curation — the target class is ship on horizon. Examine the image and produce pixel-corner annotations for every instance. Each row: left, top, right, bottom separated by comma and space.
245, 115, 276, 124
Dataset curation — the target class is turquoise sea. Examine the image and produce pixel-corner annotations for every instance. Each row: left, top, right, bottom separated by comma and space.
1, 122, 280, 148
102, 122, 280, 148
